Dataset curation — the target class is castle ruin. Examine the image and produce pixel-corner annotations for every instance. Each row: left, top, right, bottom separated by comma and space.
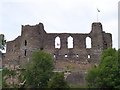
2, 22, 112, 85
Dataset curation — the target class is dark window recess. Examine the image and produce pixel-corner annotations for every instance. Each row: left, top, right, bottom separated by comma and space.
25, 40, 27, 46
40, 47, 43, 50
24, 50, 27, 56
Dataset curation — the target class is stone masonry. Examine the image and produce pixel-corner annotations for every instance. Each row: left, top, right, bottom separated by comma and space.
2, 22, 112, 85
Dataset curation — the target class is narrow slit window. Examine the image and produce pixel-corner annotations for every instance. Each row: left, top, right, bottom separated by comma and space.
24, 50, 27, 56
25, 40, 27, 46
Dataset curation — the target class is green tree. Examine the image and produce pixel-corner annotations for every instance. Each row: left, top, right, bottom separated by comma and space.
2, 68, 17, 88
0, 34, 6, 89
0, 34, 6, 50
2, 68, 10, 88
48, 72, 69, 88
86, 48, 120, 89
24, 50, 54, 88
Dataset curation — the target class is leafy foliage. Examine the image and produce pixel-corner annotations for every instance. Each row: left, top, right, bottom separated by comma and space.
86, 48, 120, 89
24, 50, 54, 88
0, 34, 6, 50
2, 68, 17, 88
2, 68, 16, 77
0, 70, 2, 89
48, 72, 69, 88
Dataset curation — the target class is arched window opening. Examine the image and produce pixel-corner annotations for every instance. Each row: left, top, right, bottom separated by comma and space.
65, 54, 68, 58
86, 37, 91, 48
25, 40, 27, 46
88, 55, 91, 59
67, 36, 73, 48
55, 36, 61, 49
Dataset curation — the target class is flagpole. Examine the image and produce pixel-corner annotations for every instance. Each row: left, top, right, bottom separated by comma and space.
97, 11, 98, 22
97, 8, 100, 22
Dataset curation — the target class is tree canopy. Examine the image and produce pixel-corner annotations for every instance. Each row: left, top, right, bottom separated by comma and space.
24, 50, 54, 88
48, 72, 69, 88
86, 48, 120, 89
0, 34, 6, 50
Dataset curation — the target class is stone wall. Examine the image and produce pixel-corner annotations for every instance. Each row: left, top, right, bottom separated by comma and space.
2, 22, 112, 85
3, 22, 112, 68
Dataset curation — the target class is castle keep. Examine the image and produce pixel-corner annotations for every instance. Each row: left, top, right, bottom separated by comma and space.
2, 22, 112, 85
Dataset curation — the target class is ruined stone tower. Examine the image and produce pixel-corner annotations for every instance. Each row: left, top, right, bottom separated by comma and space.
2, 22, 112, 85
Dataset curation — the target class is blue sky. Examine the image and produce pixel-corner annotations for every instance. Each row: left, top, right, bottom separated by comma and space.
0, 0, 119, 49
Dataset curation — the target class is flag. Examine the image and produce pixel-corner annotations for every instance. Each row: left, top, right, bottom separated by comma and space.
97, 8, 100, 12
